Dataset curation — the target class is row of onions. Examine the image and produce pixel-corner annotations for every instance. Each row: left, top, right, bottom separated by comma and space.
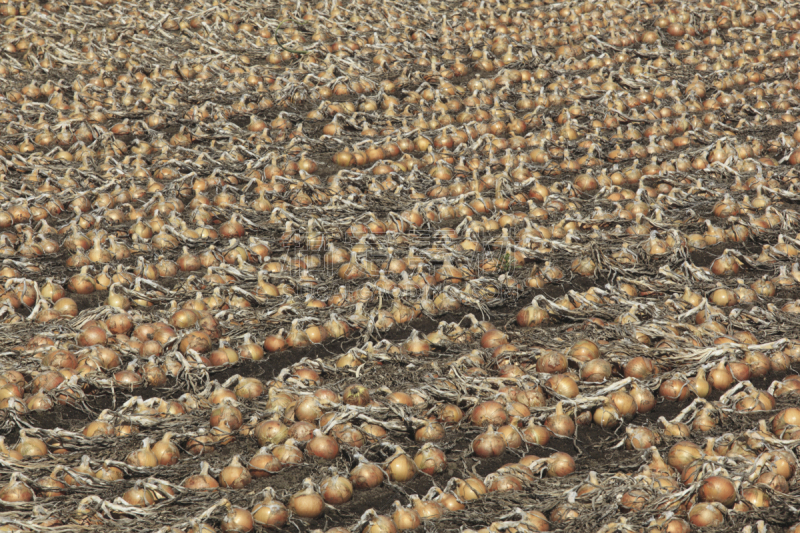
2, 0, 800, 530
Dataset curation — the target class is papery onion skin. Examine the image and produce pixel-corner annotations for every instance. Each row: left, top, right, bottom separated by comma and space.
698, 476, 736, 508
688, 503, 725, 528
289, 489, 325, 518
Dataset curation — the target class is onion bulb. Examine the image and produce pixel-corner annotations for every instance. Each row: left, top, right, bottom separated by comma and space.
219, 455, 252, 489
320, 472, 353, 505
667, 441, 703, 472
392, 501, 421, 531
545, 402, 575, 437
0, 474, 33, 502
414, 443, 447, 475
688, 502, 725, 528
350, 456, 385, 490
183, 462, 219, 490
252, 491, 288, 529
384, 447, 417, 482
472, 425, 506, 458
221, 504, 254, 533
289, 479, 325, 518
698, 476, 736, 507
455, 477, 487, 501
248, 448, 282, 478
470, 400, 508, 426
306, 430, 339, 460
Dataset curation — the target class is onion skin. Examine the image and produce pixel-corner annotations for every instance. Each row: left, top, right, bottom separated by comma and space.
547, 452, 575, 477
472, 425, 506, 458
414, 421, 445, 442
289, 486, 325, 518
252, 500, 288, 529
385, 450, 418, 482
455, 477, 487, 501
306, 434, 339, 460
221, 507, 254, 533
545, 403, 575, 437
659, 378, 690, 401
320, 475, 353, 505
470, 400, 508, 426
248, 450, 282, 478
624, 357, 656, 379
698, 476, 736, 508
414, 444, 447, 475
688, 502, 725, 528
667, 441, 703, 472
350, 462, 385, 490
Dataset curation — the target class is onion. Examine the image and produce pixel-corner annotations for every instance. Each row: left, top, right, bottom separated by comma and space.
263, 333, 286, 352
764, 450, 797, 480
545, 402, 575, 437
234, 377, 264, 400
219, 455, 252, 489
708, 361, 733, 391
619, 489, 648, 512
699, 476, 736, 507
221, 505, 254, 533
537, 351, 568, 373
410, 495, 443, 519
332, 424, 365, 448
667, 441, 703, 472
481, 329, 508, 348
152, 432, 180, 466
361, 423, 388, 442
248, 448, 282, 478
498, 424, 523, 449
659, 378, 689, 401
0, 474, 33, 502
688, 503, 726, 528
757, 471, 789, 493
521, 421, 551, 446
289, 421, 316, 443
362, 512, 397, 533
392, 501, 421, 531
292, 397, 322, 423
593, 403, 620, 428
772, 407, 800, 435
516, 301, 549, 327
570, 339, 600, 361
472, 425, 506, 457
123, 482, 156, 507
289, 480, 325, 518
343, 384, 371, 406
210, 400, 243, 431
414, 443, 447, 474
742, 486, 770, 508
307, 430, 339, 460
547, 452, 576, 478
470, 400, 508, 426
455, 477, 487, 501
36, 467, 67, 497
320, 473, 353, 505
624, 356, 656, 379
439, 404, 464, 425
252, 492, 289, 529
486, 473, 524, 493
624, 426, 659, 450
384, 447, 417, 482
415, 421, 445, 442
581, 359, 612, 382
608, 390, 638, 419
183, 462, 219, 490
350, 458, 385, 490
78, 326, 107, 347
